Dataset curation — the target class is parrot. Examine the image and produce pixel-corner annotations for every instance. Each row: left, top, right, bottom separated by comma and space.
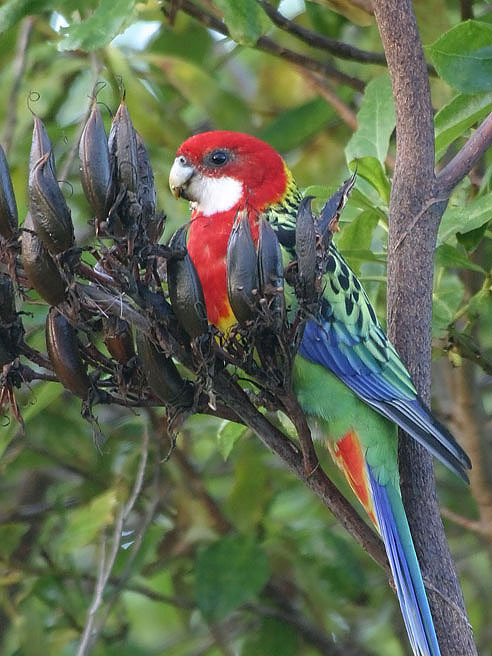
168, 130, 471, 656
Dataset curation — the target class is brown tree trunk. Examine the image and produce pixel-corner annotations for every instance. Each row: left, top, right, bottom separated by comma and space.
372, 1, 477, 653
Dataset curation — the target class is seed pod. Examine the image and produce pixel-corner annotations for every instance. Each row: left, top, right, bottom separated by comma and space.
257, 216, 285, 325
108, 99, 138, 194
103, 316, 135, 365
135, 131, 156, 219
0, 145, 18, 240
79, 102, 115, 224
226, 210, 259, 325
46, 309, 90, 398
22, 213, 65, 305
167, 225, 208, 338
29, 151, 74, 254
318, 171, 356, 249
295, 196, 317, 302
135, 331, 193, 407
0, 273, 17, 325
30, 115, 56, 175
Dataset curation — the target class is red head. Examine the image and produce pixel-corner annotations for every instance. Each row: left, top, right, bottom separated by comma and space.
169, 131, 290, 216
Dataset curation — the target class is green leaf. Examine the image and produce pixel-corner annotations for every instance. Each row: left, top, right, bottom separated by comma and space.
56, 489, 118, 552
0, 0, 52, 34
195, 534, 270, 620
259, 98, 335, 152
435, 244, 486, 273
456, 223, 489, 252
226, 446, 271, 531
432, 273, 464, 337
217, 420, 247, 460
336, 209, 380, 273
242, 618, 298, 656
213, 0, 271, 46
438, 192, 492, 243
427, 20, 492, 94
58, 0, 136, 52
0, 524, 29, 559
345, 74, 395, 165
348, 156, 390, 204
435, 92, 492, 159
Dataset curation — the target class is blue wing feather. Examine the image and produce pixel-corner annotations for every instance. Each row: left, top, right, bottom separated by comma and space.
298, 244, 471, 480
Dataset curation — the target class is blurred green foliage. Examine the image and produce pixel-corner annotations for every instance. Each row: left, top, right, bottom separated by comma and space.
1, 1, 492, 654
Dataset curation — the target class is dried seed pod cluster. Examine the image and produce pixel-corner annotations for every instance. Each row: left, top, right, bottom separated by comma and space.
0, 100, 192, 422
0, 94, 355, 435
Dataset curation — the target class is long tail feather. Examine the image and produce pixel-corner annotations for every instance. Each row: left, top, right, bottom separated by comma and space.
368, 466, 441, 656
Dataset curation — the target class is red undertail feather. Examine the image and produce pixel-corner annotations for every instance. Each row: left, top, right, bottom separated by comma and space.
329, 431, 378, 528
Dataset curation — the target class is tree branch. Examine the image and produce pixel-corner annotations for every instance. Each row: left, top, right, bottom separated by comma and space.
257, 0, 386, 66
168, 0, 365, 92
435, 111, 492, 196
372, 0, 477, 653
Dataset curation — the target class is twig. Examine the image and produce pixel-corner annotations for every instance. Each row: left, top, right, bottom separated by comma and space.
172, 444, 233, 534
301, 69, 358, 131
257, 0, 386, 66
449, 328, 492, 376
460, 0, 474, 20
76, 428, 150, 656
447, 359, 492, 540
251, 602, 369, 656
441, 507, 492, 539
0, 496, 79, 523
168, 0, 365, 92
2, 16, 34, 155
435, 111, 492, 196
280, 391, 320, 477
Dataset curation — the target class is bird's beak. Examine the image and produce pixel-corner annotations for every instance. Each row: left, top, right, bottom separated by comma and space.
169, 157, 196, 200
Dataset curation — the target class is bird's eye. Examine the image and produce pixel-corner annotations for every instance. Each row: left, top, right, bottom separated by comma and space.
209, 149, 229, 166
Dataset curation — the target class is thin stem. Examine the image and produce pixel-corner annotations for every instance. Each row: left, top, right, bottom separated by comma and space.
435, 111, 492, 196
168, 0, 365, 92
76, 428, 150, 656
2, 16, 34, 154
301, 69, 358, 131
257, 0, 386, 66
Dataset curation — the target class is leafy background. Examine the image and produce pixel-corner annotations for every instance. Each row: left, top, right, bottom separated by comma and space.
0, 0, 492, 654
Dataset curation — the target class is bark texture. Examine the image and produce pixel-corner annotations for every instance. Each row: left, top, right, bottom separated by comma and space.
372, 1, 478, 653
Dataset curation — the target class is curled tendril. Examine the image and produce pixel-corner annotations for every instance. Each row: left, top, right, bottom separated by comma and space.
58, 179, 74, 197
27, 90, 41, 114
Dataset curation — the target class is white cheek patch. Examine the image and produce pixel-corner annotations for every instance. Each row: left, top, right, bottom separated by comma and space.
189, 174, 243, 216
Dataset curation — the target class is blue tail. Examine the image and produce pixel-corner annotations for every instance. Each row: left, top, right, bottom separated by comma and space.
368, 466, 441, 656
